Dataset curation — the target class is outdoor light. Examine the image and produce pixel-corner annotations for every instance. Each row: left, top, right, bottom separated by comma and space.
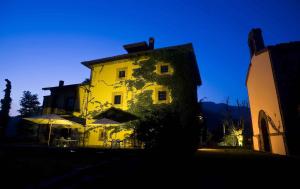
197, 115, 203, 120
198, 148, 222, 152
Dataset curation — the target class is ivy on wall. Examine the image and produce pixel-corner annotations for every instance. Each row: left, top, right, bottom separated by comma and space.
80, 45, 201, 149
125, 47, 199, 119
123, 46, 201, 150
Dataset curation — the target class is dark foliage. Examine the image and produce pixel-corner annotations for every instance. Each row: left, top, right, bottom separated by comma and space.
18, 91, 40, 117
133, 105, 201, 153
123, 47, 201, 153
0, 79, 12, 138
201, 101, 252, 147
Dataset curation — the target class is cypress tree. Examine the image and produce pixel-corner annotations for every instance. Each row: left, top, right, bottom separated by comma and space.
0, 79, 12, 138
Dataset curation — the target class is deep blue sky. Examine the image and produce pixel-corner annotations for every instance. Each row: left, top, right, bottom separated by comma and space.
1, 0, 300, 116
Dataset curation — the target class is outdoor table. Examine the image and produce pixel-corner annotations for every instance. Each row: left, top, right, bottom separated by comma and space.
54, 138, 78, 147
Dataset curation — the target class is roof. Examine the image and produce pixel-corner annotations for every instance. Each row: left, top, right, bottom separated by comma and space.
81, 43, 193, 68
81, 43, 202, 85
269, 41, 300, 51
42, 83, 83, 90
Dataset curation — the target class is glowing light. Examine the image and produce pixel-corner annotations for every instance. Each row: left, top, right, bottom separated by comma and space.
197, 148, 224, 152
197, 115, 203, 120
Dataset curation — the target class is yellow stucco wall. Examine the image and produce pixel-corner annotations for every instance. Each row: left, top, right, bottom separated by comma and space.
252, 136, 260, 151
87, 58, 172, 115
73, 84, 89, 117
247, 51, 286, 155
88, 59, 135, 112
78, 57, 173, 147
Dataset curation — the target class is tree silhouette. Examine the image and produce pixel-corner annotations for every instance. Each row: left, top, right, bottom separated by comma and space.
0, 79, 12, 138
18, 91, 40, 117
219, 98, 246, 147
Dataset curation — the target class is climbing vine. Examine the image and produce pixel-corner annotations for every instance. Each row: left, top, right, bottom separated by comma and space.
123, 46, 201, 149
79, 45, 200, 149
125, 46, 199, 118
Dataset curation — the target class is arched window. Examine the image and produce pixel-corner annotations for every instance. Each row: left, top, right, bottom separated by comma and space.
258, 110, 271, 152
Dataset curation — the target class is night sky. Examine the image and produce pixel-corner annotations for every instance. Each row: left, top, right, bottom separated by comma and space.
1, 0, 300, 116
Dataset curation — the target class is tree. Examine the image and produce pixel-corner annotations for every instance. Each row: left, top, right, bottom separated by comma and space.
219, 98, 246, 147
18, 91, 40, 117
133, 105, 182, 150
0, 79, 12, 138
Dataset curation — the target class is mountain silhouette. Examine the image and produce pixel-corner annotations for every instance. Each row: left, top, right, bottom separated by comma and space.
201, 101, 252, 144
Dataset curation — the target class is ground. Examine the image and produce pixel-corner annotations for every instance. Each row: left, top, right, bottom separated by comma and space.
0, 145, 299, 188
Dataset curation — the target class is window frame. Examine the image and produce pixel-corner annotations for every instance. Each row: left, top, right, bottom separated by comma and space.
160, 65, 169, 74
118, 70, 126, 78
98, 129, 107, 141
154, 87, 171, 104
116, 67, 128, 80
112, 92, 123, 106
156, 63, 172, 75
158, 91, 167, 101
113, 95, 122, 105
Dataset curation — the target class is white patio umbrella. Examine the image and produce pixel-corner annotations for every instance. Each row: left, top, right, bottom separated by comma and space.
23, 114, 79, 146
88, 118, 122, 146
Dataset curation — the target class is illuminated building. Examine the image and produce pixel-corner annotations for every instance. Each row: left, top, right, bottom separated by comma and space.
246, 29, 300, 155
42, 38, 201, 147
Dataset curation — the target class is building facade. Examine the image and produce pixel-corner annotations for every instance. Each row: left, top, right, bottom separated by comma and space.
246, 29, 300, 155
43, 38, 201, 148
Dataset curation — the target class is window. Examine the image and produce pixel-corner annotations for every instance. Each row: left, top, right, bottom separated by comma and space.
155, 87, 171, 104
114, 95, 122, 105
160, 65, 169, 73
158, 91, 167, 101
118, 70, 126, 78
112, 92, 123, 106
156, 63, 172, 75
116, 68, 127, 80
98, 130, 107, 141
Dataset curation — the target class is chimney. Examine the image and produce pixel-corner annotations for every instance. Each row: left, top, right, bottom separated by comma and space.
248, 28, 265, 57
149, 37, 155, 50
59, 80, 64, 87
